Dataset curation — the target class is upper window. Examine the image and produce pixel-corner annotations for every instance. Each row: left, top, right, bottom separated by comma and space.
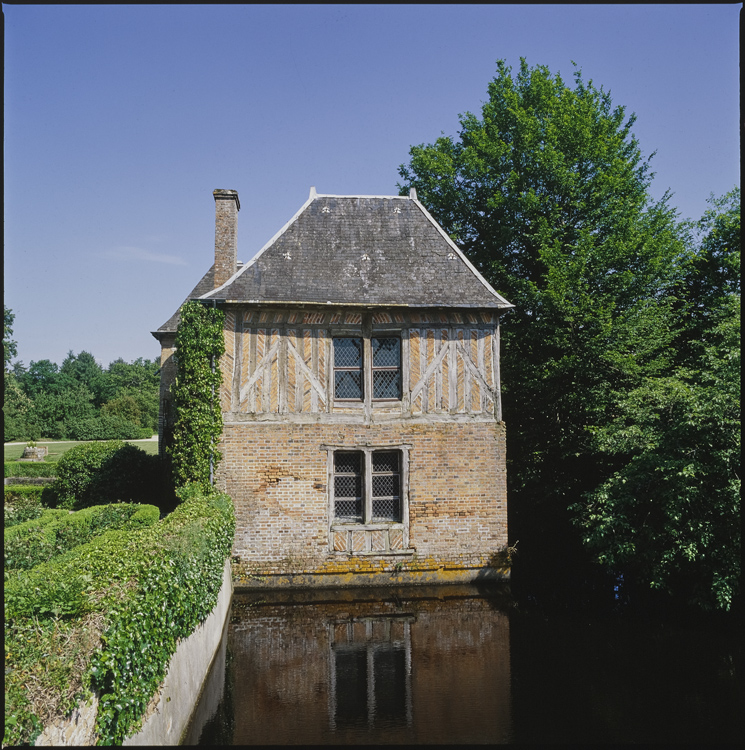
333, 336, 401, 401
333, 337, 364, 400
372, 337, 401, 399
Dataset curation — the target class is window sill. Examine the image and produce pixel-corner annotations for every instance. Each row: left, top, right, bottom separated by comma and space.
331, 549, 416, 557
331, 522, 404, 531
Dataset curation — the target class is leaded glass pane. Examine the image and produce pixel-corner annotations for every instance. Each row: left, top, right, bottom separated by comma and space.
372, 474, 400, 498
335, 452, 362, 475
372, 496, 400, 522
335, 452, 363, 522
371, 451, 401, 521
335, 474, 362, 499
372, 337, 400, 367
335, 498, 362, 521
335, 371, 363, 399
373, 370, 401, 399
334, 337, 363, 367
372, 452, 399, 473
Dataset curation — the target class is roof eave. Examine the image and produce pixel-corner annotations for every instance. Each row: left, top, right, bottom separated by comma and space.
202, 299, 512, 310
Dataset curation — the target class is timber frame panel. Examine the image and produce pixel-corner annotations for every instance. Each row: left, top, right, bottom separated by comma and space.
224, 306, 504, 423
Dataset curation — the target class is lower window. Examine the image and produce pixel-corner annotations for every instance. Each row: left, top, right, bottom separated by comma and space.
334, 450, 402, 523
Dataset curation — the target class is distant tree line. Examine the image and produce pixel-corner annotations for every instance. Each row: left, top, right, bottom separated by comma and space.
399, 59, 740, 612
3, 327, 159, 443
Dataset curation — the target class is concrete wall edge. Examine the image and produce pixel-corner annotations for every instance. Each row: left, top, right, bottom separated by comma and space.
124, 558, 233, 745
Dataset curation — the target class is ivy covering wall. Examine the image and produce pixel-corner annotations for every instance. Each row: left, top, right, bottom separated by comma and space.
4, 485, 235, 746
169, 301, 226, 491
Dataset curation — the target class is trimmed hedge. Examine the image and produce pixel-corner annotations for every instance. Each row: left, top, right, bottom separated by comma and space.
4, 484, 45, 502
4, 484, 235, 746
4, 461, 58, 478
67, 416, 152, 442
4, 503, 160, 571
50, 441, 163, 511
5, 507, 69, 533
4, 485, 54, 528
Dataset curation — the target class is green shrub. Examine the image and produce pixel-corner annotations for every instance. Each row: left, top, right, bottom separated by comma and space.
67, 415, 151, 442
4, 485, 49, 527
4, 503, 159, 571
50, 441, 163, 510
4, 485, 235, 746
4, 509, 71, 568
4, 461, 58, 478
4, 483, 45, 502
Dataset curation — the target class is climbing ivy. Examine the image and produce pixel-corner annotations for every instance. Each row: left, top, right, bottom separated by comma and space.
168, 301, 225, 492
3, 485, 235, 746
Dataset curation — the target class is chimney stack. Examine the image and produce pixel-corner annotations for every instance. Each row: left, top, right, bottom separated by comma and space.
213, 189, 240, 288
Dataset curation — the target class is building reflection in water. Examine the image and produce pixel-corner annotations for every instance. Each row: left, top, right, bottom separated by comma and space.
224, 586, 512, 745
196, 585, 741, 746
329, 616, 414, 731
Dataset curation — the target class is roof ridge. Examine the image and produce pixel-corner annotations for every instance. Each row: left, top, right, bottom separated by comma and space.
313, 193, 412, 199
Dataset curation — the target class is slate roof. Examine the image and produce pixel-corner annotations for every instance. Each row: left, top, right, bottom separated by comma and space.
154, 192, 512, 338
200, 193, 512, 310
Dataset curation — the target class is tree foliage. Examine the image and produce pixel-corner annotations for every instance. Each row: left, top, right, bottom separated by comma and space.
4, 343, 159, 443
398, 58, 738, 611
572, 195, 740, 611
168, 301, 225, 491
4, 306, 18, 372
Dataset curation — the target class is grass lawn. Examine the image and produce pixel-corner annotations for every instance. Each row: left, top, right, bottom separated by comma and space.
4, 438, 159, 462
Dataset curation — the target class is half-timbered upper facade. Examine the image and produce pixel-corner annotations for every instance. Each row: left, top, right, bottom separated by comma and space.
153, 188, 513, 587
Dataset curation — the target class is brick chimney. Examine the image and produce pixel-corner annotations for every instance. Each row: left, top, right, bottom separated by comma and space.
213, 189, 240, 288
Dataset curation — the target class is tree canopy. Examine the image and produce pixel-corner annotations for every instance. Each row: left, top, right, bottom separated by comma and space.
399, 59, 739, 612
4, 306, 18, 372
2, 316, 160, 443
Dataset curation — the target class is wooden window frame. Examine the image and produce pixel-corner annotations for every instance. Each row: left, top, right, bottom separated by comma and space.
331, 449, 404, 524
332, 334, 402, 404
324, 443, 412, 555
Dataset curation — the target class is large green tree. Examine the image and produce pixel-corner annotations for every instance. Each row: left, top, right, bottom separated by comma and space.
572, 192, 740, 611
6, 352, 160, 442
398, 59, 690, 607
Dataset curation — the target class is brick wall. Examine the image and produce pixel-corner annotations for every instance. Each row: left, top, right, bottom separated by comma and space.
213, 190, 239, 288
218, 419, 507, 578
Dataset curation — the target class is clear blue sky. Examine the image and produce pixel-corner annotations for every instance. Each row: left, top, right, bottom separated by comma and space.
4, 4, 740, 368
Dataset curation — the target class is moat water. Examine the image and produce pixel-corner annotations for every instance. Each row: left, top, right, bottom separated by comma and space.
191, 585, 740, 745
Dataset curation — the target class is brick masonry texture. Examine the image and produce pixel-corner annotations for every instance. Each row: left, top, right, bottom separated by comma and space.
217, 419, 507, 577
213, 190, 239, 288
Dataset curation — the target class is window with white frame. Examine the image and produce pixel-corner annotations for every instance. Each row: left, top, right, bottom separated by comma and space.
333, 450, 402, 524
333, 336, 401, 401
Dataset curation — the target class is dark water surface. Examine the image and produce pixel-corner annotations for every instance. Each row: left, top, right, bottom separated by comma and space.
193, 585, 740, 745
